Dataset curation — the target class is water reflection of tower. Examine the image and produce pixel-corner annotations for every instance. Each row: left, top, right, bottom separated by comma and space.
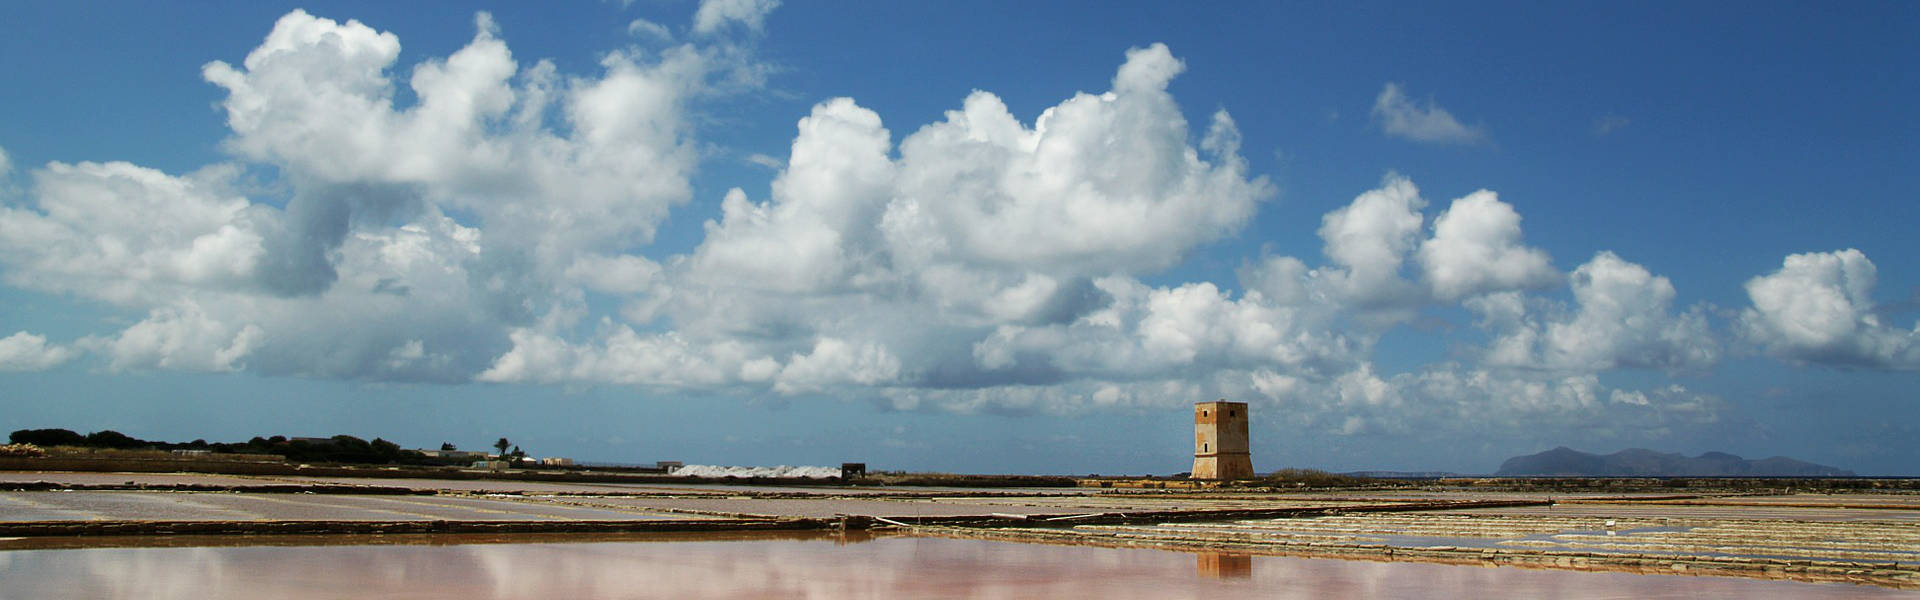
832, 530, 876, 546
1195, 552, 1253, 579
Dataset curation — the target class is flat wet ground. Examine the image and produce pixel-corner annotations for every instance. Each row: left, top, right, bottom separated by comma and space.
0, 533, 1907, 599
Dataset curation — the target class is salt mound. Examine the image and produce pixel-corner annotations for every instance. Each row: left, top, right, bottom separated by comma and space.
673, 465, 841, 478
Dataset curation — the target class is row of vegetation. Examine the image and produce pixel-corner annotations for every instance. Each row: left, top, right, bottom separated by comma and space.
6, 428, 519, 467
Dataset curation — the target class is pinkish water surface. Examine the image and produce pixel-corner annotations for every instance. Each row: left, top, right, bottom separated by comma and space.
0, 533, 1906, 599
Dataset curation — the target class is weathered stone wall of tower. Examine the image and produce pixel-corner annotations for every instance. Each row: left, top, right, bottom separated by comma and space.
1192, 400, 1254, 480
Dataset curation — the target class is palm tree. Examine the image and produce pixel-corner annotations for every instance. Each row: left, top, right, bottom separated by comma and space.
494, 437, 510, 458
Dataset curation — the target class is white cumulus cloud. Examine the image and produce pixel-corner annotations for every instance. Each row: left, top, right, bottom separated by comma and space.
488, 43, 1276, 393
89, 303, 263, 373
0, 331, 77, 371
688, 98, 894, 295
1316, 174, 1426, 307
203, 9, 707, 279
1417, 189, 1558, 300
774, 337, 903, 394
1472, 252, 1717, 372
884, 43, 1270, 277
0, 161, 263, 304
1740, 249, 1919, 369
479, 324, 765, 387
0, 9, 762, 382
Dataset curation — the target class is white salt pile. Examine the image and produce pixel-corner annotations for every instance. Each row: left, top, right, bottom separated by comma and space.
672, 465, 842, 478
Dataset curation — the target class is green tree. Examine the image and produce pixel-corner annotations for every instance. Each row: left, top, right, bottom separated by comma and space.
85, 430, 146, 449
370, 438, 401, 459
440, 442, 457, 452
10, 428, 85, 447
494, 437, 510, 457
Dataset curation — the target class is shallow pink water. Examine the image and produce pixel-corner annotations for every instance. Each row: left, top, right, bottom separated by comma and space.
0, 534, 1905, 599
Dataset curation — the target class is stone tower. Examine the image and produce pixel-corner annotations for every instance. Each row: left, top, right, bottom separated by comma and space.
1192, 400, 1253, 480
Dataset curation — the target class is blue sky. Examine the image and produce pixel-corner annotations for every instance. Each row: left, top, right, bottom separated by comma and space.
1, 1, 1915, 475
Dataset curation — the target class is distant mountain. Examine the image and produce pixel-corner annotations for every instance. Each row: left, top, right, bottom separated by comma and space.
1496, 447, 1854, 477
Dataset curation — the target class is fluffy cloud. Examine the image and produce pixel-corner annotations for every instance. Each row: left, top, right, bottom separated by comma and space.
1372, 82, 1486, 144
970, 277, 1356, 383
1316, 175, 1426, 307
565, 253, 662, 296
0, 8, 749, 382
774, 337, 903, 394
1472, 252, 1717, 372
1311, 176, 1555, 309
0, 331, 76, 371
676, 43, 1271, 310
1740, 249, 1919, 369
693, 0, 780, 35
0, 161, 262, 303
90, 303, 263, 373
1417, 189, 1557, 300
484, 43, 1277, 394
687, 98, 894, 295
203, 9, 706, 280
22, 207, 509, 382
478, 325, 763, 387
883, 44, 1270, 276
